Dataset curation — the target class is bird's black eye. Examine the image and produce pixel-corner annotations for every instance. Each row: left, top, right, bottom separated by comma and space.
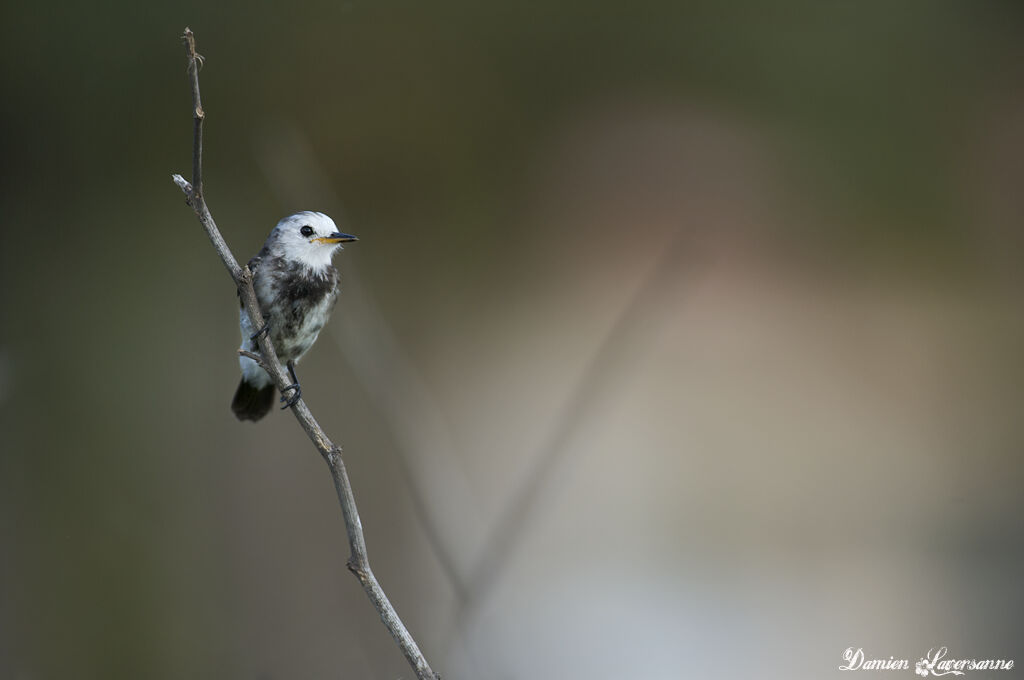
300, 225, 314, 237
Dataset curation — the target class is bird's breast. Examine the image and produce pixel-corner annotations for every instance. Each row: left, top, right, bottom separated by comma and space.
255, 261, 339, 362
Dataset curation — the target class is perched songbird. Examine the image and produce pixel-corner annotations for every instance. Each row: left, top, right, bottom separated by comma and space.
231, 211, 357, 421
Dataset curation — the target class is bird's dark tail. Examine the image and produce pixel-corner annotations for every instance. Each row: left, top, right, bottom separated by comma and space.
231, 378, 275, 421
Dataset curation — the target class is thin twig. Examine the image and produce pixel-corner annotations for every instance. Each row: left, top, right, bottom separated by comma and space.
237, 349, 269, 369
170, 28, 439, 680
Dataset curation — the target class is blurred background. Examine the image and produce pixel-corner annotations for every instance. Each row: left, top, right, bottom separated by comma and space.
2, 1, 1023, 678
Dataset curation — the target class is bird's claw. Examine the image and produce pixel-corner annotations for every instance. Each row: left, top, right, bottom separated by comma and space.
250, 323, 270, 342
280, 383, 301, 409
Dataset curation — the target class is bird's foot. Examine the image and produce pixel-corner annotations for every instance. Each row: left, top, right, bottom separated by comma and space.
280, 383, 302, 409
250, 323, 270, 342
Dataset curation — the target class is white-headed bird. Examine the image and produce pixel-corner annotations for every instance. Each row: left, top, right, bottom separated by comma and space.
231, 211, 357, 421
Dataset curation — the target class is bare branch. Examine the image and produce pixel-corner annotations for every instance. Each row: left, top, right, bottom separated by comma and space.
170, 27, 439, 680
171, 173, 191, 193
237, 348, 269, 369
182, 28, 205, 199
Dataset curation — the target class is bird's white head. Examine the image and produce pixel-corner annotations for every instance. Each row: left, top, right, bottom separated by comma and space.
268, 211, 357, 271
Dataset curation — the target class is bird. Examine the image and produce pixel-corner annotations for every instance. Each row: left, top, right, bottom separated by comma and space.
231, 211, 357, 421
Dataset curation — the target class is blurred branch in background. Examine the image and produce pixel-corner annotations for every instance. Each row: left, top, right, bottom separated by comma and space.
455, 223, 704, 632
170, 29, 439, 680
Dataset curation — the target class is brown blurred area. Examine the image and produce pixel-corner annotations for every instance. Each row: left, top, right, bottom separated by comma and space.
2, 2, 1023, 678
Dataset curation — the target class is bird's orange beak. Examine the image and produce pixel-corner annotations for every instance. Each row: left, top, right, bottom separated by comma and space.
312, 232, 358, 245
